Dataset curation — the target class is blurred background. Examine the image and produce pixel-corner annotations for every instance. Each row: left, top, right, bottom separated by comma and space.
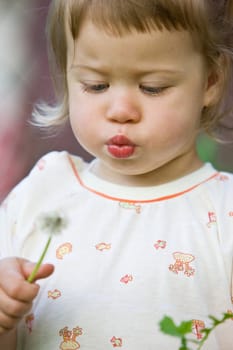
0, 0, 232, 202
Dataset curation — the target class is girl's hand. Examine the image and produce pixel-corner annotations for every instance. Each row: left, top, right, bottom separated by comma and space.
0, 257, 54, 335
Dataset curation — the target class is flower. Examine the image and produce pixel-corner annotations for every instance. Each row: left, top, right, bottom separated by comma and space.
27, 211, 67, 283
35, 211, 68, 235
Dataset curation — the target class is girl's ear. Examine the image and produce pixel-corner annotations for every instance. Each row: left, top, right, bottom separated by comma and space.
203, 56, 225, 108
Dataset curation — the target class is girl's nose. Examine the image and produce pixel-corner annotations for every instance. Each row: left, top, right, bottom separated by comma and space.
106, 92, 141, 123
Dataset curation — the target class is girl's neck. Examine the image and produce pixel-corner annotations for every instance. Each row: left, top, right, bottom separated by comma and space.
90, 152, 203, 187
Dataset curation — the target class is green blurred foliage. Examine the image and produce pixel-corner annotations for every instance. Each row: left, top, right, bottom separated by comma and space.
197, 134, 233, 172
197, 134, 218, 166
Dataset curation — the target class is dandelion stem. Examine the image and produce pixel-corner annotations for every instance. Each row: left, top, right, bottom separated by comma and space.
27, 235, 52, 283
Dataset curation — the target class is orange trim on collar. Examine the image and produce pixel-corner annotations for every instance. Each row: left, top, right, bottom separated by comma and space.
68, 155, 219, 204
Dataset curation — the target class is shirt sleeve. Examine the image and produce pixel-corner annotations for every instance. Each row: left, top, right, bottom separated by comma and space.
0, 151, 76, 259
0, 177, 28, 258
225, 181, 233, 305
217, 173, 233, 306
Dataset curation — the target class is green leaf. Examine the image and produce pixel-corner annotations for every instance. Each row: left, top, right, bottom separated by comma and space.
208, 315, 220, 325
224, 312, 233, 320
159, 316, 192, 338
177, 321, 193, 334
159, 316, 181, 337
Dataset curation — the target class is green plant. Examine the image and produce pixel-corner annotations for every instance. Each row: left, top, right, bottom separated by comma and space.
159, 312, 232, 350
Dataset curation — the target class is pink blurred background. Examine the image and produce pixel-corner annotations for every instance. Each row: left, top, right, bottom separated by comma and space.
0, 1, 232, 201
0, 1, 92, 201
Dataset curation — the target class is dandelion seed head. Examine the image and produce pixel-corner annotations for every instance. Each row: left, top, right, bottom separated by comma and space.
36, 211, 67, 235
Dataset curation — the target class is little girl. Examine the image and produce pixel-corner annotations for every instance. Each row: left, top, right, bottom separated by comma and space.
0, 1, 233, 349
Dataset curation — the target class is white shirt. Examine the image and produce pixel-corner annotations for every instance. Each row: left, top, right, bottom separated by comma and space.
0, 151, 232, 350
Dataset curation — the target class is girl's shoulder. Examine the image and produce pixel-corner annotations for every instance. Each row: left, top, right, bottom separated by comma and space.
203, 168, 233, 227
206, 168, 233, 197
29, 151, 86, 176
0, 151, 87, 257
23, 150, 87, 189
1, 151, 86, 214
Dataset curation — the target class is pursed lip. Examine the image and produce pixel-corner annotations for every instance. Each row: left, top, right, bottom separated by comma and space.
106, 135, 136, 158
106, 135, 135, 146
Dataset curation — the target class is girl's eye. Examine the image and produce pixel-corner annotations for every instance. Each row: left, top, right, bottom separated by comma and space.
81, 83, 109, 93
139, 85, 166, 96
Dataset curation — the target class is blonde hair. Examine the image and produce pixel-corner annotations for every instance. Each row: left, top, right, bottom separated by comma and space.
33, 0, 233, 136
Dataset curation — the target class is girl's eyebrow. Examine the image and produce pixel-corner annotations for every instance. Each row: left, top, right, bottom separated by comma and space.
70, 63, 185, 78
70, 64, 109, 75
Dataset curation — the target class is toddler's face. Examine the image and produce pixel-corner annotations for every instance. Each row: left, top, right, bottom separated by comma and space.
66, 20, 215, 185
